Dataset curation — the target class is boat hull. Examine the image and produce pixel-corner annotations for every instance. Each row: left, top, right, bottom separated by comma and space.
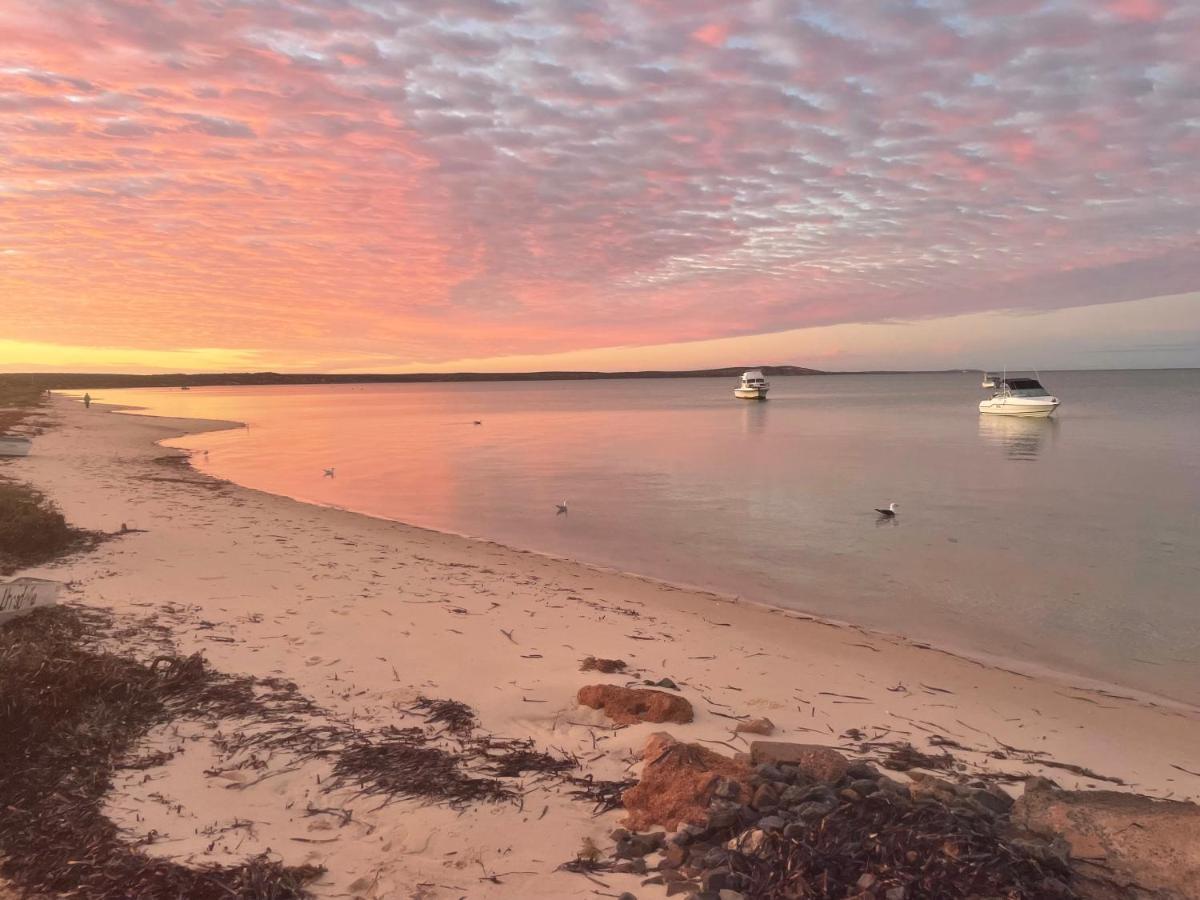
0, 436, 32, 457
734, 388, 768, 400
978, 398, 1058, 418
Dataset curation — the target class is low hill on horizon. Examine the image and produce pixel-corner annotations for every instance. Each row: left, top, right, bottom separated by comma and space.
0, 366, 825, 390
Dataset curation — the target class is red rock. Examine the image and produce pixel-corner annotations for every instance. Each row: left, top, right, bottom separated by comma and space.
1012, 781, 1200, 899
734, 716, 775, 736
749, 741, 849, 783
623, 733, 752, 831
578, 684, 693, 725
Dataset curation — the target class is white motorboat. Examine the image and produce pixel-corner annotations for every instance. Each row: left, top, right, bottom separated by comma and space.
979, 376, 1059, 418
0, 435, 32, 457
734, 369, 770, 400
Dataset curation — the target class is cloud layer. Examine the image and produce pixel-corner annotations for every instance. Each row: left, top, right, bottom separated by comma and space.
2, 0, 1197, 366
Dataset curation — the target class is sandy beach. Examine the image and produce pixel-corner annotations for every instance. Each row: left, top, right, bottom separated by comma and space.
7, 395, 1200, 899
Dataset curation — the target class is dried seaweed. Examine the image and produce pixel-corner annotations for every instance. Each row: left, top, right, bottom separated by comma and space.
0, 605, 323, 899
564, 774, 638, 815
470, 736, 579, 779
328, 728, 514, 808
412, 696, 477, 734
723, 790, 1075, 899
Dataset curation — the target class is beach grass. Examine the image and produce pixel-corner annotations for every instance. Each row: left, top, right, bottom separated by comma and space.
0, 481, 97, 575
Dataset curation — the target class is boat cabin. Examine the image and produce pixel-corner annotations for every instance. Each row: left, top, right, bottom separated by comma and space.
999, 378, 1050, 397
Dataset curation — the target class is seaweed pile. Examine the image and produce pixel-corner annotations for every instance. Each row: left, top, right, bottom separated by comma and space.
0, 605, 324, 899
572, 749, 1077, 899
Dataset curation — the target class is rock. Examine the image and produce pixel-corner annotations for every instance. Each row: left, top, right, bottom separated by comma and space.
856, 872, 877, 890
757, 815, 785, 832
579, 684, 694, 725
794, 799, 836, 822
614, 859, 647, 874
700, 846, 731, 868
839, 788, 863, 803
617, 893, 637, 900
884, 887, 906, 900
847, 760, 880, 780
649, 677, 679, 690
712, 777, 743, 801
581, 656, 627, 673
749, 742, 849, 783
755, 762, 785, 782
718, 891, 747, 900
966, 786, 1013, 815
907, 771, 960, 804
623, 735, 753, 831
1012, 787, 1200, 899
707, 800, 742, 830
728, 828, 766, 853
783, 821, 807, 839
850, 778, 880, 796
661, 843, 688, 869
734, 717, 775, 736
701, 866, 734, 893
614, 831, 665, 858
750, 782, 780, 811
779, 784, 808, 806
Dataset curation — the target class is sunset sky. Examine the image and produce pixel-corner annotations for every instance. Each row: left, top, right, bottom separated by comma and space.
2, 0, 1198, 373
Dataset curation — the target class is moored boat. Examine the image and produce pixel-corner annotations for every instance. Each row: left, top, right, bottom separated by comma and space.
0, 435, 32, 457
979, 376, 1059, 418
734, 369, 770, 400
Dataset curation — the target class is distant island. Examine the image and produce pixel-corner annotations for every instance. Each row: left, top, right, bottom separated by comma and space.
0, 366, 827, 391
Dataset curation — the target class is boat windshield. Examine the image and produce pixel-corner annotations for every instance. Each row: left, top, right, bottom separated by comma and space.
1003, 378, 1049, 397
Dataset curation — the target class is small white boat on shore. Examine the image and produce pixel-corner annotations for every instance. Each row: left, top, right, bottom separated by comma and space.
0, 435, 32, 457
734, 370, 770, 400
979, 376, 1059, 418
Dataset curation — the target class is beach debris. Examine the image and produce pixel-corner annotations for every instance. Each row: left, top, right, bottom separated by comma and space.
645, 677, 679, 690
1012, 778, 1200, 898
577, 684, 694, 725
596, 744, 1079, 899
328, 729, 514, 808
748, 741, 849, 783
0, 604, 323, 899
734, 717, 775, 737
323, 467, 335, 477
565, 773, 638, 815
556, 500, 569, 515
580, 655, 627, 673
0, 576, 61, 624
621, 733, 753, 831
411, 696, 477, 734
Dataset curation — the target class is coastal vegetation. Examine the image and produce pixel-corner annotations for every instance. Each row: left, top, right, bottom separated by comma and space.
0, 481, 90, 575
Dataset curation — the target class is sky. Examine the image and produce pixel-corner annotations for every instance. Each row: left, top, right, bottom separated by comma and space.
1, 0, 1198, 373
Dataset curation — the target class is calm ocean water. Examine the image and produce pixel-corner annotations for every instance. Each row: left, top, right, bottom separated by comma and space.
84, 371, 1200, 705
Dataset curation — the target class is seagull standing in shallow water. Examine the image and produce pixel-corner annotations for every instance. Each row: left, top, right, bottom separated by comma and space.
555, 500, 569, 515
324, 467, 335, 478
874, 502, 898, 518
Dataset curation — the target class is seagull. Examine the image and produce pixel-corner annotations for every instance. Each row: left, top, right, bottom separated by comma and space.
874, 502, 898, 518
555, 500, 569, 515
324, 467, 336, 478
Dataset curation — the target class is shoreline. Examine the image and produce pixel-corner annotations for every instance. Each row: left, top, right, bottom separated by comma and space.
8, 395, 1200, 897
102, 395, 1199, 718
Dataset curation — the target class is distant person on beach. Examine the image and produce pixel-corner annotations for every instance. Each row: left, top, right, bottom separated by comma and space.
83, 393, 91, 409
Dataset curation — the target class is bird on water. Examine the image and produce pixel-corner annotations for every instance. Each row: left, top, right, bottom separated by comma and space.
875, 502, 898, 518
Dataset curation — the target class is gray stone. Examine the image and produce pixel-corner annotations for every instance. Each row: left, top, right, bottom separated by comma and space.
758, 815, 786, 832
712, 776, 743, 801
749, 742, 849, 783
850, 778, 880, 795
707, 800, 741, 830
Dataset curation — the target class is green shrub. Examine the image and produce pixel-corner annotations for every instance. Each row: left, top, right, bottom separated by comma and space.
0, 481, 81, 573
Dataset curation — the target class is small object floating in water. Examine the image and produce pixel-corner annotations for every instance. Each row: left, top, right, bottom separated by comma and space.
981, 373, 996, 388
323, 467, 336, 478
473, 420, 482, 425
734, 369, 770, 400
875, 502, 898, 518
555, 500, 569, 516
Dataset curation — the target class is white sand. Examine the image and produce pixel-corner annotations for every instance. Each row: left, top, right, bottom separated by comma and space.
9, 395, 1200, 898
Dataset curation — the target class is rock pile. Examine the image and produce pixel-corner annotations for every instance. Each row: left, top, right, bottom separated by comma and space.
604, 739, 1078, 899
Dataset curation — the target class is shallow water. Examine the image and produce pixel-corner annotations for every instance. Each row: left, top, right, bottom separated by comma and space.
84, 370, 1200, 704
